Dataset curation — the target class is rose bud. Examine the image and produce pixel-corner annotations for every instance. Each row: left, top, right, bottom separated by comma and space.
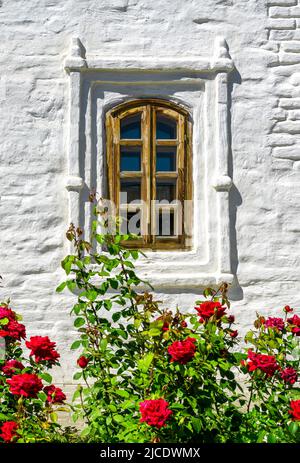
228, 315, 235, 324
284, 305, 293, 313
77, 356, 90, 368
230, 330, 238, 338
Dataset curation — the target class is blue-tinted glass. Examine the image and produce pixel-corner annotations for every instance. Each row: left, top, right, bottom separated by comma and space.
156, 147, 176, 172
156, 179, 176, 202
120, 114, 141, 139
120, 179, 141, 204
120, 147, 141, 171
156, 115, 177, 139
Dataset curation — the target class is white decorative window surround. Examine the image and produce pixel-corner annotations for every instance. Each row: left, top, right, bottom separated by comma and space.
64, 37, 234, 290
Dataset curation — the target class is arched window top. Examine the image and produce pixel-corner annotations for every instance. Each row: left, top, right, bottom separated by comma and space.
107, 98, 190, 119
106, 99, 192, 250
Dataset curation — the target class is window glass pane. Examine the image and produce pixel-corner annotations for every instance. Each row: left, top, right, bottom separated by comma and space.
120, 147, 141, 172
120, 113, 141, 139
156, 147, 176, 172
120, 179, 141, 204
156, 179, 176, 202
156, 114, 177, 139
157, 211, 175, 236
120, 210, 141, 235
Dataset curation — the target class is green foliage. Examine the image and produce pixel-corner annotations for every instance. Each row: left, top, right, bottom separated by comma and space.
57, 199, 300, 443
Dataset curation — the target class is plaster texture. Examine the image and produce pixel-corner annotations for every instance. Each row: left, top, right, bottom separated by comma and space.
0, 0, 299, 391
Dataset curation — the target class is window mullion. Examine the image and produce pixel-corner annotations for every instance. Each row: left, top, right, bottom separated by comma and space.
114, 116, 121, 212
142, 105, 151, 244
150, 106, 157, 245
177, 114, 185, 242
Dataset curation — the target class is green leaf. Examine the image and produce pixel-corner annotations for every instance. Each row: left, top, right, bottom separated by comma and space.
138, 353, 154, 373
0, 317, 9, 326
191, 417, 202, 433
115, 389, 129, 399
104, 300, 112, 311
50, 412, 58, 423
244, 331, 254, 343
73, 372, 82, 380
61, 256, 75, 275
86, 290, 98, 302
66, 280, 77, 291
203, 288, 214, 298
121, 400, 135, 410
37, 391, 48, 402
110, 280, 119, 290
56, 281, 67, 293
71, 340, 82, 350
267, 434, 277, 443
74, 317, 85, 328
80, 427, 91, 438
288, 421, 298, 435
112, 312, 121, 323
171, 403, 185, 409
100, 338, 108, 351
148, 328, 162, 337
130, 250, 139, 260
113, 414, 124, 424
134, 318, 142, 328
117, 329, 128, 339
72, 389, 81, 401
39, 373, 52, 384
257, 431, 266, 443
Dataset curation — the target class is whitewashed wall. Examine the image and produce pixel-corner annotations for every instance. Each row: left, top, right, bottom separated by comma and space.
0, 0, 300, 391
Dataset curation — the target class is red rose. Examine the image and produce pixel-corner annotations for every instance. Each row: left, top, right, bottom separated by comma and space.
287, 315, 300, 336
228, 315, 235, 323
195, 301, 227, 322
139, 399, 172, 428
1, 360, 25, 377
264, 317, 284, 331
284, 305, 293, 313
180, 321, 187, 328
25, 336, 60, 364
246, 350, 279, 377
168, 337, 196, 364
7, 373, 43, 398
0, 307, 17, 321
230, 330, 238, 338
0, 320, 26, 340
0, 421, 19, 442
289, 400, 300, 421
77, 356, 89, 368
44, 385, 66, 404
280, 367, 298, 385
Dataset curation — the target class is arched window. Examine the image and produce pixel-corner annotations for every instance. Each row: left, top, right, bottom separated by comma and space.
106, 99, 192, 250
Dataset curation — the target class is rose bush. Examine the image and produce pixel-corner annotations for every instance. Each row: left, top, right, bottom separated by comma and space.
55, 197, 300, 443
0, 303, 72, 443
1, 196, 299, 443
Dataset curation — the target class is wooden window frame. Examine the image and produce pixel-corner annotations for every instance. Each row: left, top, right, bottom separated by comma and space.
106, 99, 192, 250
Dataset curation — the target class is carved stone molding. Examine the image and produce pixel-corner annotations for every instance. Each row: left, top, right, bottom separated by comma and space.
64, 36, 235, 287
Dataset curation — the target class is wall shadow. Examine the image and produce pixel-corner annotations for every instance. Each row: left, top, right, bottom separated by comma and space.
228, 67, 243, 301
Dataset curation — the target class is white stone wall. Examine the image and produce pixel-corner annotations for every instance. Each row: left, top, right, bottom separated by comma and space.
0, 0, 299, 390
